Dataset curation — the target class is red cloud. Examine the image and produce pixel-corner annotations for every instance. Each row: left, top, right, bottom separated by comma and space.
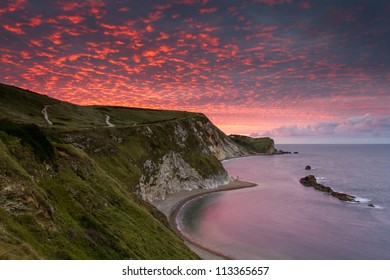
20, 51, 31, 59
58, 15, 85, 24
29, 39, 43, 47
58, 1, 84, 11
155, 4, 172, 10
28, 17, 43, 27
2, 24, 25, 34
199, 7, 217, 14
145, 25, 154, 32
0, 0, 26, 14
46, 32, 62, 45
118, 7, 130, 12
156, 32, 170, 41
133, 55, 141, 63
142, 50, 159, 57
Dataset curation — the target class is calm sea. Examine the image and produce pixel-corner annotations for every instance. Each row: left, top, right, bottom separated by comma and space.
177, 144, 390, 259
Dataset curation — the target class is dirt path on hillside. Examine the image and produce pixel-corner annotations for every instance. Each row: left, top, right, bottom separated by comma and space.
42, 105, 53, 125
105, 114, 114, 127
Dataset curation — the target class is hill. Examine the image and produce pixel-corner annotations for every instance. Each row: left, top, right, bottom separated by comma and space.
0, 83, 275, 259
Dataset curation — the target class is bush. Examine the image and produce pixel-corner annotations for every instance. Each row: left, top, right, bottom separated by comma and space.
0, 119, 55, 161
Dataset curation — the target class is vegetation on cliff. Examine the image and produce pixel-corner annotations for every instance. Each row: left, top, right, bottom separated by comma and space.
228, 134, 276, 154
0, 83, 276, 259
0, 84, 203, 259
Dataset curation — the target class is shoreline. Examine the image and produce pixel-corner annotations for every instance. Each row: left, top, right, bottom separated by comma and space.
152, 180, 257, 260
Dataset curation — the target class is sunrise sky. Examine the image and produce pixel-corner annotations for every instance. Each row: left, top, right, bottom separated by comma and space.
1, 0, 389, 143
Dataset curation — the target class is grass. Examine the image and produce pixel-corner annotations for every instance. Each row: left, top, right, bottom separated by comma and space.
0, 82, 270, 260
229, 134, 275, 154
0, 135, 198, 259
1, 83, 197, 129
0, 83, 202, 259
0, 119, 55, 161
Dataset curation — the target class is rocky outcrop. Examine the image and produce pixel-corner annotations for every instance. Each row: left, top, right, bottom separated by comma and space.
189, 117, 245, 160
305, 165, 311, 170
300, 175, 357, 202
60, 114, 246, 202
133, 116, 244, 202
137, 151, 229, 202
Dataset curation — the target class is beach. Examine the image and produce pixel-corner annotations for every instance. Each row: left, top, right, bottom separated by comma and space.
152, 180, 257, 260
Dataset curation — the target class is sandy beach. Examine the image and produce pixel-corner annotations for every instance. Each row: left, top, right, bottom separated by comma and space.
152, 180, 257, 259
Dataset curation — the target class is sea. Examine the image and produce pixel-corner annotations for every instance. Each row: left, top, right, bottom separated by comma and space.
177, 144, 390, 259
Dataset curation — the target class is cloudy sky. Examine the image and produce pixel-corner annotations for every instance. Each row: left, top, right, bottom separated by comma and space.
1, 0, 389, 143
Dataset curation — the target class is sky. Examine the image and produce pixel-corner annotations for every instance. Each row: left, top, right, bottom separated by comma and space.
1, 0, 389, 143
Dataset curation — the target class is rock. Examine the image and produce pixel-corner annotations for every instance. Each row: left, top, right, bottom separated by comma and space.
299, 175, 317, 186
305, 165, 311, 170
299, 175, 356, 202
294, 152, 298, 154
368, 203, 375, 207
331, 192, 356, 202
136, 151, 229, 202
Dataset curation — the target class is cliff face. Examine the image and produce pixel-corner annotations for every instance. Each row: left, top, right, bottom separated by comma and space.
61, 115, 245, 202
133, 116, 244, 201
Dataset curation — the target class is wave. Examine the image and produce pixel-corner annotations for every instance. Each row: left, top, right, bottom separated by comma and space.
353, 197, 384, 209
355, 196, 370, 203
369, 204, 384, 209
315, 176, 326, 182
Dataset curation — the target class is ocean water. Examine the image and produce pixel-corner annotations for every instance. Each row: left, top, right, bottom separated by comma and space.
177, 145, 390, 259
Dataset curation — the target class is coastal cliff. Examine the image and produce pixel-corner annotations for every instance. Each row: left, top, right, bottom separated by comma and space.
61, 114, 246, 202
0, 83, 275, 259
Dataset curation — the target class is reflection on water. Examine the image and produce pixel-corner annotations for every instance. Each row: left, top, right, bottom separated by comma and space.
177, 146, 390, 259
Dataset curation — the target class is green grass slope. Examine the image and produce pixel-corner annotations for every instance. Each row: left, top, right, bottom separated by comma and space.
0, 125, 197, 259
0, 83, 195, 129
0, 84, 200, 259
228, 134, 276, 154
0, 83, 276, 259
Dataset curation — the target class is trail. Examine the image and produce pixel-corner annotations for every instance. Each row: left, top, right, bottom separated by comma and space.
105, 114, 114, 127
42, 105, 53, 125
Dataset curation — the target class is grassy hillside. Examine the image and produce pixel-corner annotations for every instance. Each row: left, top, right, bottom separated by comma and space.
0, 124, 198, 259
0, 83, 201, 259
229, 134, 276, 154
0, 84, 195, 129
0, 83, 276, 259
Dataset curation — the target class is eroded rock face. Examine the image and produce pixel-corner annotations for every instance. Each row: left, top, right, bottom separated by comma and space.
134, 116, 246, 201
300, 175, 356, 202
189, 118, 245, 160
61, 114, 274, 203
136, 151, 229, 202
0, 181, 53, 220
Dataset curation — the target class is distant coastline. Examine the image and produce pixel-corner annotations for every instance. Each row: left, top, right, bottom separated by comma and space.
152, 180, 257, 260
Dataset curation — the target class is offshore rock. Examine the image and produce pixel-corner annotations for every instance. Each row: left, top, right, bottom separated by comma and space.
300, 175, 356, 202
